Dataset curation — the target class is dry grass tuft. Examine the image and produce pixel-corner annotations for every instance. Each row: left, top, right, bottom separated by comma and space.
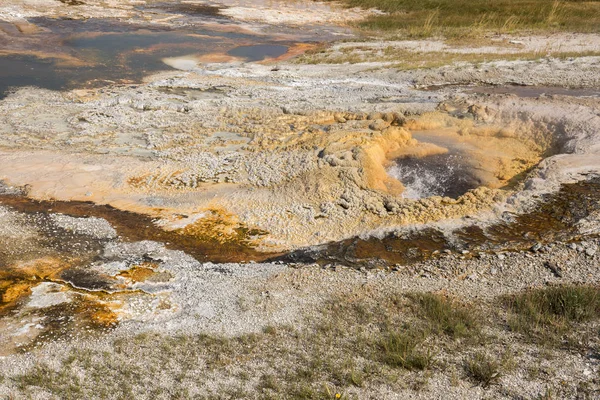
408, 292, 480, 339
504, 285, 600, 345
465, 352, 502, 387
5, 285, 600, 398
379, 330, 434, 370
321, 0, 600, 37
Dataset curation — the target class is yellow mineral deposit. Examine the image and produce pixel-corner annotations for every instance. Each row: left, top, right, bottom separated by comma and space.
0, 255, 122, 353
0, 257, 69, 312
116, 264, 159, 284
0, 257, 151, 354
0, 104, 560, 253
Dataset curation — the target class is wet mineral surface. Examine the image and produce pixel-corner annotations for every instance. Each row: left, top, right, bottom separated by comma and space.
279, 176, 600, 267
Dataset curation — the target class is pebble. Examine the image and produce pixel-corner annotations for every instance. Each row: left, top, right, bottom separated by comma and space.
531, 242, 543, 252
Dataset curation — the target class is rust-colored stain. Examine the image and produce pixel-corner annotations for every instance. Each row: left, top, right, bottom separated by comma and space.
0, 193, 281, 354
0, 257, 69, 313
265, 42, 318, 63
16, 296, 119, 353
0, 195, 282, 263
117, 263, 157, 283
278, 178, 600, 268
1, 282, 32, 304
179, 208, 268, 246
81, 300, 119, 328
0, 255, 124, 354
6, 257, 68, 280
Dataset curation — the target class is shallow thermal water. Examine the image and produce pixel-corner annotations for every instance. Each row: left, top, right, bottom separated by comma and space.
227, 44, 289, 61
0, 4, 343, 98
0, 24, 290, 97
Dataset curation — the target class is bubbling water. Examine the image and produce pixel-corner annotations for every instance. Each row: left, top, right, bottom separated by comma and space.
389, 152, 480, 199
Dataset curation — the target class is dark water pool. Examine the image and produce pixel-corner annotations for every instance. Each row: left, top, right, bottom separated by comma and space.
0, 56, 71, 96
227, 44, 289, 61
0, 17, 295, 98
388, 130, 485, 199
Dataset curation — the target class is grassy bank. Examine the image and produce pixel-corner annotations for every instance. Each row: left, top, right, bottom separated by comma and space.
296, 46, 600, 67
327, 0, 600, 37
4, 285, 600, 399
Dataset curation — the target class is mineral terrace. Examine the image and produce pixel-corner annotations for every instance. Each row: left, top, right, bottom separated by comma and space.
0, 0, 600, 399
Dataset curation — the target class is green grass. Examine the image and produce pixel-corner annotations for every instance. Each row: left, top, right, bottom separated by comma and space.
5, 285, 600, 398
379, 330, 434, 370
408, 293, 479, 339
504, 285, 600, 345
324, 0, 600, 37
295, 42, 600, 66
465, 352, 502, 387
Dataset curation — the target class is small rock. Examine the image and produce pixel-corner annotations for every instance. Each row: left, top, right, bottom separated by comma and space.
544, 261, 563, 278
368, 119, 390, 131
338, 199, 350, 209
367, 112, 382, 120
382, 112, 395, 123
531, 242, 543, 252
334, 113, 346, 123
586, 247, 597, 257
497, 254, 506, 260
